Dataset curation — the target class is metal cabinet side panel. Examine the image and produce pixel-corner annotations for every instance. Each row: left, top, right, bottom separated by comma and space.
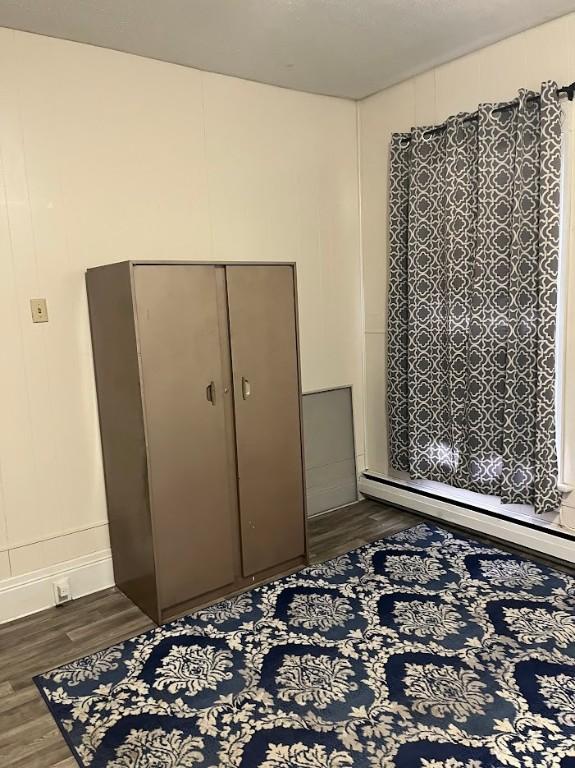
86, 262, 159, 622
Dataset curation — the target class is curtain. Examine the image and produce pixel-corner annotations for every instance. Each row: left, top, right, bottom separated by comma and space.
387, 81, 562, 514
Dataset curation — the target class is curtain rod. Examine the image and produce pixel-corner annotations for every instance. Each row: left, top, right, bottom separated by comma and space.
401, 80, 575, 141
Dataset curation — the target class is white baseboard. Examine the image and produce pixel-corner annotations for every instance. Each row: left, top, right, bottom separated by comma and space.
0, 549, 114, 625
359, 475, 575, 564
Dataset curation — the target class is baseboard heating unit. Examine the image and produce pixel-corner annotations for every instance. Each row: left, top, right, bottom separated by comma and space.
359, 471, 575, 566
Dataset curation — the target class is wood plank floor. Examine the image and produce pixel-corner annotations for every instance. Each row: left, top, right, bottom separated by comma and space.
0, 498, 570, 767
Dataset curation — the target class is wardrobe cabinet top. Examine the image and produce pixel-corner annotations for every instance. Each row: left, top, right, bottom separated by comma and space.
86, 260, 298, 271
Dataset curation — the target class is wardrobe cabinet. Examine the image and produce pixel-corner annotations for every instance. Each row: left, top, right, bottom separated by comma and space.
86, 261, 308, 624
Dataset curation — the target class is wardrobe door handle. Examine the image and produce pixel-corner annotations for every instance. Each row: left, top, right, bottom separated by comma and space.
242, 377, 251, 400
206, 381, 216, 405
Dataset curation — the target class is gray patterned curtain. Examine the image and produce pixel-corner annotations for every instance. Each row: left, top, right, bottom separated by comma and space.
387, 81, 562, 514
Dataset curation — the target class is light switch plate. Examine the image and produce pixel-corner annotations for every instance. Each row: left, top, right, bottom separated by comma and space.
30, 298, 48, 323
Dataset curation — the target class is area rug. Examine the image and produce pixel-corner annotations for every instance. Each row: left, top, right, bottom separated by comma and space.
35, 523, 575, 767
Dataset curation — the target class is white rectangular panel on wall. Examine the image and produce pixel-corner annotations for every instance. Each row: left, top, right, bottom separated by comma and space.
302, 386, 358, 516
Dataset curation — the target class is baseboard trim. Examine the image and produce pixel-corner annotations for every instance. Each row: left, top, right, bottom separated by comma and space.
0, 549, 114, 625
359, 474, 575, 565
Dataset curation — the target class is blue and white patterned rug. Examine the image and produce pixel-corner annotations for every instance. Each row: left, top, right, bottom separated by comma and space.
35, 523, 575, 767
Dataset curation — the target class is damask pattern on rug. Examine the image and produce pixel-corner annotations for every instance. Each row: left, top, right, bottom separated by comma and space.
36, 524, 575, 767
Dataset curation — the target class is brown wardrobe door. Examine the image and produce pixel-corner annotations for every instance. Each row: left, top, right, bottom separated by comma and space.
226, 265, 305, 576
133, 265, 237, 611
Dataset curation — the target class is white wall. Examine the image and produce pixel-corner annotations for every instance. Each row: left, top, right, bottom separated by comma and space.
358, 13, 575, 521
0, 28, 364, 586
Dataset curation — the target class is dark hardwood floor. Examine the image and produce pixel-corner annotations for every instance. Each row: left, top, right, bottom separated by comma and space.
308, 499, 420, 561
0, 498, 571, 766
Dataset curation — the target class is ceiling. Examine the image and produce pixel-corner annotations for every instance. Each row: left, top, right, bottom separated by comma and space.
1, 0, 574, 99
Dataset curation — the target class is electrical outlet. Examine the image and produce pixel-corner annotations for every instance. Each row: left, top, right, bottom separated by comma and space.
53, 577, 71, 605
30, 298, 49, 323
